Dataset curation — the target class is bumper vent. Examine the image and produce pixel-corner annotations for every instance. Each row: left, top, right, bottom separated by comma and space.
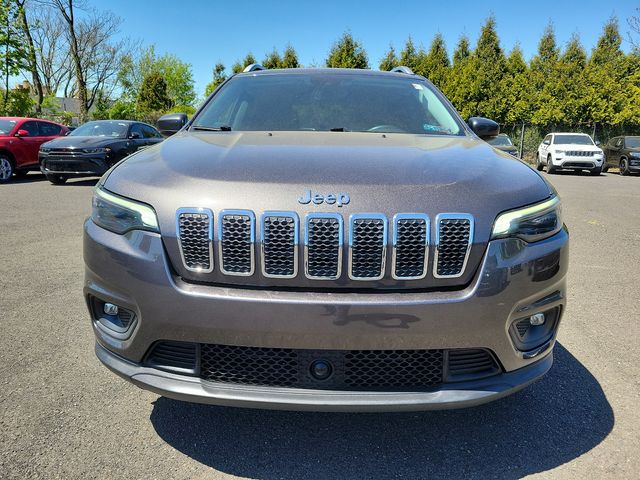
349, 215, 387, 280
145, 341, 198, 374
435, 215, 473, 278
261, 213, 298, 278
305, 214, 343, 279
446, 349, 501, 381
392, 215, 429, 279
219, 210, 255, 276
177, 209, 213, 272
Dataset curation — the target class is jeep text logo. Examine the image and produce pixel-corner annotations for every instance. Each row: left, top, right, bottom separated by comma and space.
298, 190, 350, 207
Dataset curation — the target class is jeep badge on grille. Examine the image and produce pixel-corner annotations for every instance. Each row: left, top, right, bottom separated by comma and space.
298, 190, 350, 207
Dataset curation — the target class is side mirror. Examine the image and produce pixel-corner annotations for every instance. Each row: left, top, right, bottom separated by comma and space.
595, 140, 601, 146
157, 113, 188, 137
129, 132, 142, 139
467, 117, 499, 140
14, 129, 29, 137
543, 140, 550, 146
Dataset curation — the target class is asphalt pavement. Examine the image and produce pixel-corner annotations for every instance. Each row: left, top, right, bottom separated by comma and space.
1, 170, 638, 479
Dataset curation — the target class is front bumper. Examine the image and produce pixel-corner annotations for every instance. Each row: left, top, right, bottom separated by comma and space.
84, 220, 568, 411
39, 154, 110, 177
555, 155, 603, 170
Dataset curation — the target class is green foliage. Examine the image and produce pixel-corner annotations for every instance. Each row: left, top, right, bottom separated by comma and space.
205, 63, 227, 96
108, 99, 137, 120
399, 37, 426, 73
452, 36, 471, 66
281, 45, 300, 68
92, 91, 112, 120
325, 32, 368, 69
419, 33, 450, 89
232, 54, 257, 74
137, 71, 172, 114
379, 45, 398, 71
0, 87, 32, 116
0, 1, 29, 113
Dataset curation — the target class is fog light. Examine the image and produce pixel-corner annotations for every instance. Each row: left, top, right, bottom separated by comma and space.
310, 360, 332, 380
529, 313, 545, 326
103, 303, 119, 315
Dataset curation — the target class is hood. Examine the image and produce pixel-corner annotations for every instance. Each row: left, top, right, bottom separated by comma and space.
552, 143, 601, 152
103, 131, 553, 290
43, 136, 123, 149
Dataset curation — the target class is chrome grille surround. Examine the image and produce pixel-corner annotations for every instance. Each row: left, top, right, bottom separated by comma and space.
391, 213, 429, 280
304, 213, 343, 280
176, 207, 214, 273
260, 211, 299, 279
348, 213, 388, 281
218, 209, 256, 276
433, 213, 474, 279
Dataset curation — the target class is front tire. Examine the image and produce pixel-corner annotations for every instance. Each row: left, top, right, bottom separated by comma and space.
590, 166, 602, 176
0, 155, 14, 183
536, 153, 544, 171
546, 155, 557, 174
620, 158, 630, 176
46, 174, 68, 185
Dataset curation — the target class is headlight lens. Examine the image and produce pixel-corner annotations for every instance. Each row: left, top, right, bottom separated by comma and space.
491, 196, 562, 243
83, 147, 110, 154
555, 149, 565, 155
630, 152, 640, 158
91, 186, 159, 234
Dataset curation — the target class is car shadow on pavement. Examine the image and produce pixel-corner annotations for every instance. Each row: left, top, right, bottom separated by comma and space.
149, 343, 613, 479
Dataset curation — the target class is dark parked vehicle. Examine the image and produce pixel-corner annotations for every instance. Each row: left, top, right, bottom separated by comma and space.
0, 117, 69, 183
603, 136, 640, 175
39, 120, 163, 184
487, 133, 519, 157
85, 66, 567, 411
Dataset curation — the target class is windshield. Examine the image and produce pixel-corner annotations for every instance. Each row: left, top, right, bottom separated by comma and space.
625, 137, 640, 148
192, 73, 464, 135
70, 121, 128, 138
0, 120, 17, 135
554, 134, 593, 145
488, 135, 513, 146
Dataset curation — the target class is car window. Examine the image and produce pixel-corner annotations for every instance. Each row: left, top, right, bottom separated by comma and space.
141, 125, 160, 139
0, 119, 17, 135
553, 134, 593, 145
543, 135, 551, 144
38, 122, 62, 136
616, 138, 624, 148
488, 135, 512, 146
625, 137, 640, 148
70, 121, 128, 137
21, 121, 40, 136
193, 73, 464, 135
130, 124, 144, 138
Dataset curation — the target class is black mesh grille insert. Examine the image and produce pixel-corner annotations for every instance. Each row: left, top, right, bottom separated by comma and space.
178, 212, 211, 271
306, 217, 341, 278
146, 341, 198, 373
198, 344, 499, 391
437, 218, 471, 277
221, 213, 253, 274
350, 217, 386, 279
262, 215, 296, 276
394, 217, 428, 278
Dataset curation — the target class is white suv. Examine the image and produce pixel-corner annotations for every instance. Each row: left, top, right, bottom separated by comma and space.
537, 133, 604, 175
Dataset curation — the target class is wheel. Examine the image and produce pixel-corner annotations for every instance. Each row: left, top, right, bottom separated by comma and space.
620, 158, 630, 176
0, 155, 14, 183
46, 174, 68, 185
602, 164, 609, 173
546, 155, 557, 174
590, 166, 602, 176
536, 153, 544, 171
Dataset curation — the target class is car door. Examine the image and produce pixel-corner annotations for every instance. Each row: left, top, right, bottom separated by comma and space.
12, 121, 42, 168
127, 123, 147, 154
37, 121, 64, 145
540, 134, 552, 162
141, 124, 163, 148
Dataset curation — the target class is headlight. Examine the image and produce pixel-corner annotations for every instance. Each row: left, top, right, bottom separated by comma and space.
554, 149, 565, 155
40, 147, 50, 153
491, 196, 562, 243
91, 186, 159, 234
83, 147, 111, 154
630, 152, 640, 158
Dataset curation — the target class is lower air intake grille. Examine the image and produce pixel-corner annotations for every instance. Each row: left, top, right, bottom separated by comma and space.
436, 216, 472, 277
177, 211, 212, 272
220, 211, 254, 275
305, 216, 342, 279
262, 214, 297, 277
195, 344, 500, 391
145, 341, 198, 374
350, 216, 386, 279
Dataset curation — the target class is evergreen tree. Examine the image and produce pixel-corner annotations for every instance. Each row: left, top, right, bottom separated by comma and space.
204, 63, 227, 96
232, 53, 257, 74
530, 23, 563, 125
452, 35, 471, 66
325, 32, 368, 69
379, 44, 398, 71
399, 37, 426, 73
137, 71, 172, 113
501, 45, 532, 123
445, 36, 474, 117
559, 34, 588, 124
420, 33, 450, 89
281, 45, 300, 68
263, 48, 283, 69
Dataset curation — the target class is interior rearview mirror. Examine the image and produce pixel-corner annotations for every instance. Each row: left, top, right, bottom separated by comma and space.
157, 113, 188, 137
467, 117, 500, 140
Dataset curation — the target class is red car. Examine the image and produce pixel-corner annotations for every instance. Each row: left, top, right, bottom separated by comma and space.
0, 117, 69, 183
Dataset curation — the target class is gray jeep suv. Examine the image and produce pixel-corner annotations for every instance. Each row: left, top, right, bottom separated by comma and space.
84, 66, 568, 411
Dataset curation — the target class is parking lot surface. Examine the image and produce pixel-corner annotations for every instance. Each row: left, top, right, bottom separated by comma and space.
1, 170, 639, 479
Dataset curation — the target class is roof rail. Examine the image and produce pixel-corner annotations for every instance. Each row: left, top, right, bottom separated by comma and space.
390, 66, 414, 75
243, 63, 265, 73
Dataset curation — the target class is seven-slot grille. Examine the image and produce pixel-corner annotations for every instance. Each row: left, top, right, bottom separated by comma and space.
176, 210, 475, 281
566, 151, 595, 157
219, 210, 255, 275
349, 215, 387, 280
177, 209, 213, 272
435, 215, 473, 278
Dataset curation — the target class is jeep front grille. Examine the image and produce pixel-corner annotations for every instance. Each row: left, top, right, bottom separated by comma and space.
566, 150, 594, 157
176, 208, 213, 272
219, 210, 255, 276
349, 214, 387, 280
304, 214, 343, 279
434, 214, 474, 278
176, 209, 475, 282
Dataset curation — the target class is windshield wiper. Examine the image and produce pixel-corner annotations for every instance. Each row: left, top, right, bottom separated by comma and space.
192, 125, 232, 132
329, 127, 349, 132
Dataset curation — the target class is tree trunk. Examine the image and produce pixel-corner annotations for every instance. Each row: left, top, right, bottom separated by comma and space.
59, 0, 88, 122
16, 1, 43, 113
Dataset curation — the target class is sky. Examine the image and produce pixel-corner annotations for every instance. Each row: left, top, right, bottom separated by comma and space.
99, 0, 639, 97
